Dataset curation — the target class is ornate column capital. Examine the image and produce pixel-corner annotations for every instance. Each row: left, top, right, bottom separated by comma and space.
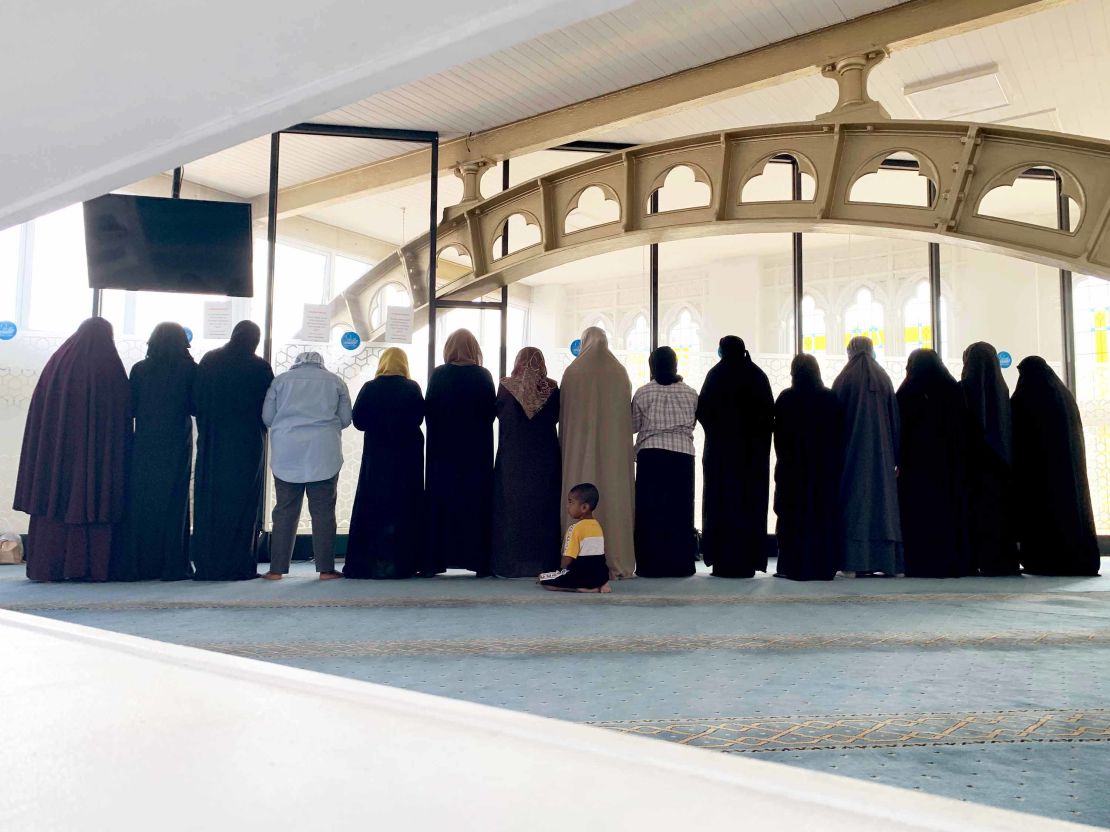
816, 49, 890, 123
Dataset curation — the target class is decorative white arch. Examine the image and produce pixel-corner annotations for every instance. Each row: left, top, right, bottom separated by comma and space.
328, 55, 1110, 339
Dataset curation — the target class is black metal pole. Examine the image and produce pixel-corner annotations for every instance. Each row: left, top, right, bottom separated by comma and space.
171, 167, 184, 199
91, 290, 102, 318
927, 180, 942, 357
427, 139, 440, 386
649, 191, 659, 352
1058, 173, 1076, 393
500, 160, 510, 379
263, 134, 280, 364
791, 158, 803, 355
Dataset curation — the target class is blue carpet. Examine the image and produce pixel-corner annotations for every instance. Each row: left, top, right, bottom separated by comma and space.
3, 559, 1109, 827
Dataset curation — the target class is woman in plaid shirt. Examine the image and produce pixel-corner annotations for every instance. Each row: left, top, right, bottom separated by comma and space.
631, 346, 699, 577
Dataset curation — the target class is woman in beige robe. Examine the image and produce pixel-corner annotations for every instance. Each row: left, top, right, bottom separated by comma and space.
559, 326, 636, 578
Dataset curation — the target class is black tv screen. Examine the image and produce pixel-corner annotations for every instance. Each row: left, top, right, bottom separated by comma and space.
83, 194, 253, 297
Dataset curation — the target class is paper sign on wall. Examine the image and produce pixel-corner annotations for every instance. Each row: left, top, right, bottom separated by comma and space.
203, 301, 233, 340
301, 304, 331, 343
385, 305, 414, 344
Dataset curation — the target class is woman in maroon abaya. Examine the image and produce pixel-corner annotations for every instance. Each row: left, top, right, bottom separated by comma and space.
14, 317, 130, 582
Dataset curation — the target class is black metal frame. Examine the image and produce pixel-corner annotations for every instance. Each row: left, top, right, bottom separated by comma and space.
263, 122, 440, 380
1058, 172, 1077, 392
790, 158, 804, 354
649, 192, 660, 353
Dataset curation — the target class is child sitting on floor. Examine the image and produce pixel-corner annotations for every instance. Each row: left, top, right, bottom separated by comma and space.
538, 483, 611, 593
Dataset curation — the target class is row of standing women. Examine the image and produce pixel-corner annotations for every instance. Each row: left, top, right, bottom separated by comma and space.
12, 319, 1100, 583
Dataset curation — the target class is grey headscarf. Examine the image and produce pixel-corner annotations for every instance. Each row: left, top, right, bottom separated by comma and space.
292, 351, 325, 369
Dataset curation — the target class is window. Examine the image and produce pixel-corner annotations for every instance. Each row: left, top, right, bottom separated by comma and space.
668, 308, 700, 352
625, 314, 650, 352
0, 225, 20, 323
903, 282, 933, 353
334, 255, 375, 294
801, 295, 827, 356
370, 282, 412, 330
272, 241, 328, 343
844, 288, 885, 357
27, 205, 93, 333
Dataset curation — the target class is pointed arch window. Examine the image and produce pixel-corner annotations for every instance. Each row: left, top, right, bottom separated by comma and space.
844, 288, 885, 357
625, 314, 650, 352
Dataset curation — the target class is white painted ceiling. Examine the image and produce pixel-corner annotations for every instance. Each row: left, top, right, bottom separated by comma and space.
592, 0, 1110, 144
0, 0, 630, 230
314, 0, 906, 135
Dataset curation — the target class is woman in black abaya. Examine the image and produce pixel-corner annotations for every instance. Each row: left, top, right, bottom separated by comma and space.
492, 347, 561, 578
344, 348, 424, 579
896, 348, 972, 578
115, 323, 197, 581
423, 329, 495, 576
1011, 356, 1099, 576
959, 342, 1020, 575
191, 321, 274, 580
832, 336, 902, 576
696, 336, 774, 578
773, 354, 843, 581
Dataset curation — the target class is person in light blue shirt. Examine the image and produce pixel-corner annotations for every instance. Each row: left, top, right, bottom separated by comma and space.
261, 352, 352, 580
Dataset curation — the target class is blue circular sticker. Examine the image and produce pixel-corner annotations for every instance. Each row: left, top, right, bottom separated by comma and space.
0, 321, 16, 341
998, 351, 1012, 369
570, 338, 581, 357
183, 327, 193, 344
341, 331, 361, 351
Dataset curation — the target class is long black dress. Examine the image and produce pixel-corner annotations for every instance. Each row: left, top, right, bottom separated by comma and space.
959, 342, 1020, 576
492, 386, 561, 577
896, 350, 972, 578
696, 337, 774, 578
115, 352, 197, 581
423, 363, 495, 575
344, 375, 425, 579
773, 362, 843, 581
191, 333, 274, 580
1011, 356, 1100, 576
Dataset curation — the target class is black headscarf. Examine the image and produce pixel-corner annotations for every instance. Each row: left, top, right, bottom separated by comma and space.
229, 320, 261, 353
719, 335, 748, 362
146, 322, 192, 362
789, 353, 822, 390
903, 348, 956, 393
649, 346, 682, 385
961, 341, 1011, 464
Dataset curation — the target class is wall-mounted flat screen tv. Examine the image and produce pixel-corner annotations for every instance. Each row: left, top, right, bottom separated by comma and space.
83, 194, 253, 297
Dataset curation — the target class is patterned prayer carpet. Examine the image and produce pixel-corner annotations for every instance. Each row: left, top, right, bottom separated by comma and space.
3, 560, 1109, 827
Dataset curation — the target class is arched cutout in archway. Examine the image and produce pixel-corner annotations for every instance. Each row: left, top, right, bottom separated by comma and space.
438, 245, 473, 270
740, 155, 816, 203
565, 185, 621, 234
369, 281, 412, 330
492, 213, 542, 260
977, 166, 1081, 232
647, 165, 712, 213
849, 151, 936, 208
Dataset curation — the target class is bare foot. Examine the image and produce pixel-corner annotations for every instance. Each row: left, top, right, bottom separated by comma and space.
599, 583, 612, 593
576, 584, 612, 593
319, 571, 343, 581
261, 572, 283, 581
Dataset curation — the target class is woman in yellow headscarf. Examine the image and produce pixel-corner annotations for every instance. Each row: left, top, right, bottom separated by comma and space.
344, 348, 425, 579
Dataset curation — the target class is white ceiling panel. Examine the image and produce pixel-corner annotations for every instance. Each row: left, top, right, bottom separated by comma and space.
314, 0, 906, 136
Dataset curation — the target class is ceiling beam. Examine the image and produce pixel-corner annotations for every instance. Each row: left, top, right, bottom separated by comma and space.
256, 0, 1068, 220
